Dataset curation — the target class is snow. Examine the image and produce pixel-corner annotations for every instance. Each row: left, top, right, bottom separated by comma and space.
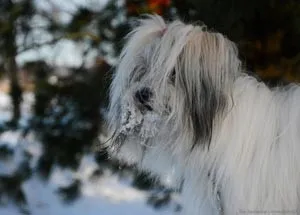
0, 151, 174, 215
17, 163, 174, 215
0, 92, 12, 123
0, 92, 176, 215
120, 102, 161, 139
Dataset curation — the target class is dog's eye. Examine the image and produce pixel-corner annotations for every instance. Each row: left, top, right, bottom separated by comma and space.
135, 87, 153, 111
170, 69, 176, 83
135, 87, 152, 104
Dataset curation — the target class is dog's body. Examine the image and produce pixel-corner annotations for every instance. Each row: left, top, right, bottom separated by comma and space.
107, 15, 300, 215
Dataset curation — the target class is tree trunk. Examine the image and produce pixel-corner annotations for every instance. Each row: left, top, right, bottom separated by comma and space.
6, 2, 22, 126
6, 55, 22, 126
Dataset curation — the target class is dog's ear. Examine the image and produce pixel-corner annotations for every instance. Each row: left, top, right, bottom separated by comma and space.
174, 31, 240, 148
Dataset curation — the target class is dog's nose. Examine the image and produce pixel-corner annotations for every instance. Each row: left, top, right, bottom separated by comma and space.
135, 87, 153, 108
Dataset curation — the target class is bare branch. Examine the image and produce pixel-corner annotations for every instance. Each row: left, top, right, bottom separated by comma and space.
18, 31, 101, 54
18, 37, 62, 54
65, 32, 101, 42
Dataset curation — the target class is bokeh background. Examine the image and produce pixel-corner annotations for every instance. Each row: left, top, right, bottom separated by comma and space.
0, 0, 300, 214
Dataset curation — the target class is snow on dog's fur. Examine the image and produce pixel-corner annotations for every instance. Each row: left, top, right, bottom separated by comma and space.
106, 15, 300, 215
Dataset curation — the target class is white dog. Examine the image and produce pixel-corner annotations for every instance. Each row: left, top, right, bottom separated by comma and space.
106, 15, 300, 215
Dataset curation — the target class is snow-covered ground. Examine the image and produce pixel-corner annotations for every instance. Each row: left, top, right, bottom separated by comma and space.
0, 152, 175, 215
0, 92, 177, 215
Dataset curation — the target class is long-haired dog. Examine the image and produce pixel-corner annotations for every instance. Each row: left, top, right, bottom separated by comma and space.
106, 15, 300, 215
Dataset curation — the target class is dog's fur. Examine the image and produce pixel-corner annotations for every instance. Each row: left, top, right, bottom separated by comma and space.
106, 15, 300, 215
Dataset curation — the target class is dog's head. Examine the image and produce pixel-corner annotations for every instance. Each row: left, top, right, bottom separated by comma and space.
107, 15, 241, 166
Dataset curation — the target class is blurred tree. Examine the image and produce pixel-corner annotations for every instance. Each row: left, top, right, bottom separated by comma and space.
2, 0, 299, 213
0, 0, 35, 126
179, 0, 300, 84
0, 0, 112, 209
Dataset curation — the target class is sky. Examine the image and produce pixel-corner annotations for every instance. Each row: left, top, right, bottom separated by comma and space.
16, 0, 111, 67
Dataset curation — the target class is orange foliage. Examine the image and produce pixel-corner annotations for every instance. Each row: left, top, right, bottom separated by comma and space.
126, 0, 171, 16
148, 0, 170, 14
148, 0, 171, 7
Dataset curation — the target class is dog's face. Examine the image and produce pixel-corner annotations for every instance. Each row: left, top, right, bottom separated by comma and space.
107, 36, 173, 166
107, 15, 240, 171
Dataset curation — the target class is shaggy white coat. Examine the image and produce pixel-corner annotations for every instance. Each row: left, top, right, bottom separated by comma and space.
107, 15, 300, 215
